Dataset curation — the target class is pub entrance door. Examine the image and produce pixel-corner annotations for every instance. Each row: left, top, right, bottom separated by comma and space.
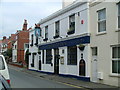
54, 48, 59, 74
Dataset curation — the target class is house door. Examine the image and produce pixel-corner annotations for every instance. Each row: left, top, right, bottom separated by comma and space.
92, 56, 98, 82
54, 48, 59, 74
79, 59, 85, 76
38, 55, 41, 70
91, 47, 98, 82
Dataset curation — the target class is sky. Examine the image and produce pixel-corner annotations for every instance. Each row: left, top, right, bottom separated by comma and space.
0, 0, 62, 39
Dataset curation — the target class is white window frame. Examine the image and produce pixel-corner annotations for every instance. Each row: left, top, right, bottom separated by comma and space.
45, 26, 48, 39
24, 43, 29, 50
55, 21, 60, 36
118, 3, 120, 30
111, 45, 120, 76
97, 8, 106, 34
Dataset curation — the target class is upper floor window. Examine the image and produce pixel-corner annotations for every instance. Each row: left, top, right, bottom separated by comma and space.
24, 43, 29, 49
98, 9, 106, 32
55, 21, 60, 36
118, 3, 120, 28
112, 46, 120, 74
67, 14, 75, 35
30, 34, 33, 46
45, 26, 48, 39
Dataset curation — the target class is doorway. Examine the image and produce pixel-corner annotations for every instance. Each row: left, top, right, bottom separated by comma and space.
91, 47, 98, 82
54, 48, 59, 74
79, 59, 86, 76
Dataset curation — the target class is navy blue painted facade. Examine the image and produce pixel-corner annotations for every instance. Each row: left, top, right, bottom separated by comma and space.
39, 36, 90, 50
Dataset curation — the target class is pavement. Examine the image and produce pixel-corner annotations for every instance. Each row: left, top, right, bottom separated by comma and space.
8, 64, 119, 90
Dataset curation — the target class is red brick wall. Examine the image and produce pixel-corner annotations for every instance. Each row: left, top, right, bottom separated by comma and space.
17, 30, 29, 64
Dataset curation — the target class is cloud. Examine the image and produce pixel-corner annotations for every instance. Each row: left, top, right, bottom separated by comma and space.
0, 1, 62, 39
2, 0, 62, 3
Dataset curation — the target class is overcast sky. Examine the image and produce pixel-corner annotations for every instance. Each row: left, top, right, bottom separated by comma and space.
0, 0, 62, 39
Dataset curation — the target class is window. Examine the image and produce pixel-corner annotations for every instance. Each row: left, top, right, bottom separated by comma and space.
46, 49, 52, 64
24, 43, 29, 49
15, 45, 17, 49
67, 14, 75, 35
67, 46, 77, 65
0, 56, 5, 70
92, 47, 97, 56
118, 3, 120, 28
35, 37, 38, 45
31, 53, 35, 67
98, 9, 106, 32
55, 21, 60, 36
45, 26, 48, 39
30, 34, 33, 46
112, 46, 120, 74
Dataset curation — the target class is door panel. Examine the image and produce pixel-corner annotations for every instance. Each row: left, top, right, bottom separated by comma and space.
92, 56, 98, 82
54, 49, 59, 74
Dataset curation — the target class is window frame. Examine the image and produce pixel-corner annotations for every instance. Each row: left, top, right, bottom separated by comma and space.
45, 26, 48, 39
46, 49, 52, 64
97, 8, 106, 33
55, 21, 60, 36
118, 3, 120, 29
24, 43, 29, 50
111, 46, 120, 75
68, 14, 75, 34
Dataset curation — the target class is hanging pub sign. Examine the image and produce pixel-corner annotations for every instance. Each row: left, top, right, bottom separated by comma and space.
35, 24, 41, 37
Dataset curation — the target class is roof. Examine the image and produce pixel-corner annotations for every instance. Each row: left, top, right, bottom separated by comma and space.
38, 1, 87, 24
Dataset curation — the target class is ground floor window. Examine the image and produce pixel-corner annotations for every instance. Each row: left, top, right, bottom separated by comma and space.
112, 46, 120, 74
31, 53, 35, 67
67, 46, 77, 65
46, 49, 52, 64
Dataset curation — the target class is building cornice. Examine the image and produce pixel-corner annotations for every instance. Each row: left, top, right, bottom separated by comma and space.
38, 2, 87, 25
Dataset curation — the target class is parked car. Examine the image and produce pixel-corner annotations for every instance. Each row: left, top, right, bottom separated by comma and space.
0, 55, 10, 84
0, 74, 11, 90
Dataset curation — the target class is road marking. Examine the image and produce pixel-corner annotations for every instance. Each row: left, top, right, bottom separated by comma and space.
57, 81, 85, 88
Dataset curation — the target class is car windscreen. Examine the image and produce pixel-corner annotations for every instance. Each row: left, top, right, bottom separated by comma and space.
0, 56, 5, 70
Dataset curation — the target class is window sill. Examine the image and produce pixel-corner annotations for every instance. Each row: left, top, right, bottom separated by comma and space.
43, 38, 48, 41
67, 30, 75, 35
96, 31, 107, 36
115, 28, 120, 32
53, 35, 59, 39
109, 74, 120, 77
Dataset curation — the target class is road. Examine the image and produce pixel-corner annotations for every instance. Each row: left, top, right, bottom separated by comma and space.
9, 66, 75, 88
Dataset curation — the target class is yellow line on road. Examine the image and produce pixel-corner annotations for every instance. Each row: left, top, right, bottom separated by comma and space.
57, 81, 84, 88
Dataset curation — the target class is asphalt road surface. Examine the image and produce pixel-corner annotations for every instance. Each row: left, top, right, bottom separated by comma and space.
9, 67, 75, 88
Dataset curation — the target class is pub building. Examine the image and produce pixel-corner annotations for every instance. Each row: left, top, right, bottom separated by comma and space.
29, 1, 91, 81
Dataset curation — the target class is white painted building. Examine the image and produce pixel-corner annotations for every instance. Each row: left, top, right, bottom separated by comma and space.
28, 0, 119, 86
89, 0, 120, 86
29, 1, 91, 81
29, 25, 41, 71
12, 41, 17, 62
